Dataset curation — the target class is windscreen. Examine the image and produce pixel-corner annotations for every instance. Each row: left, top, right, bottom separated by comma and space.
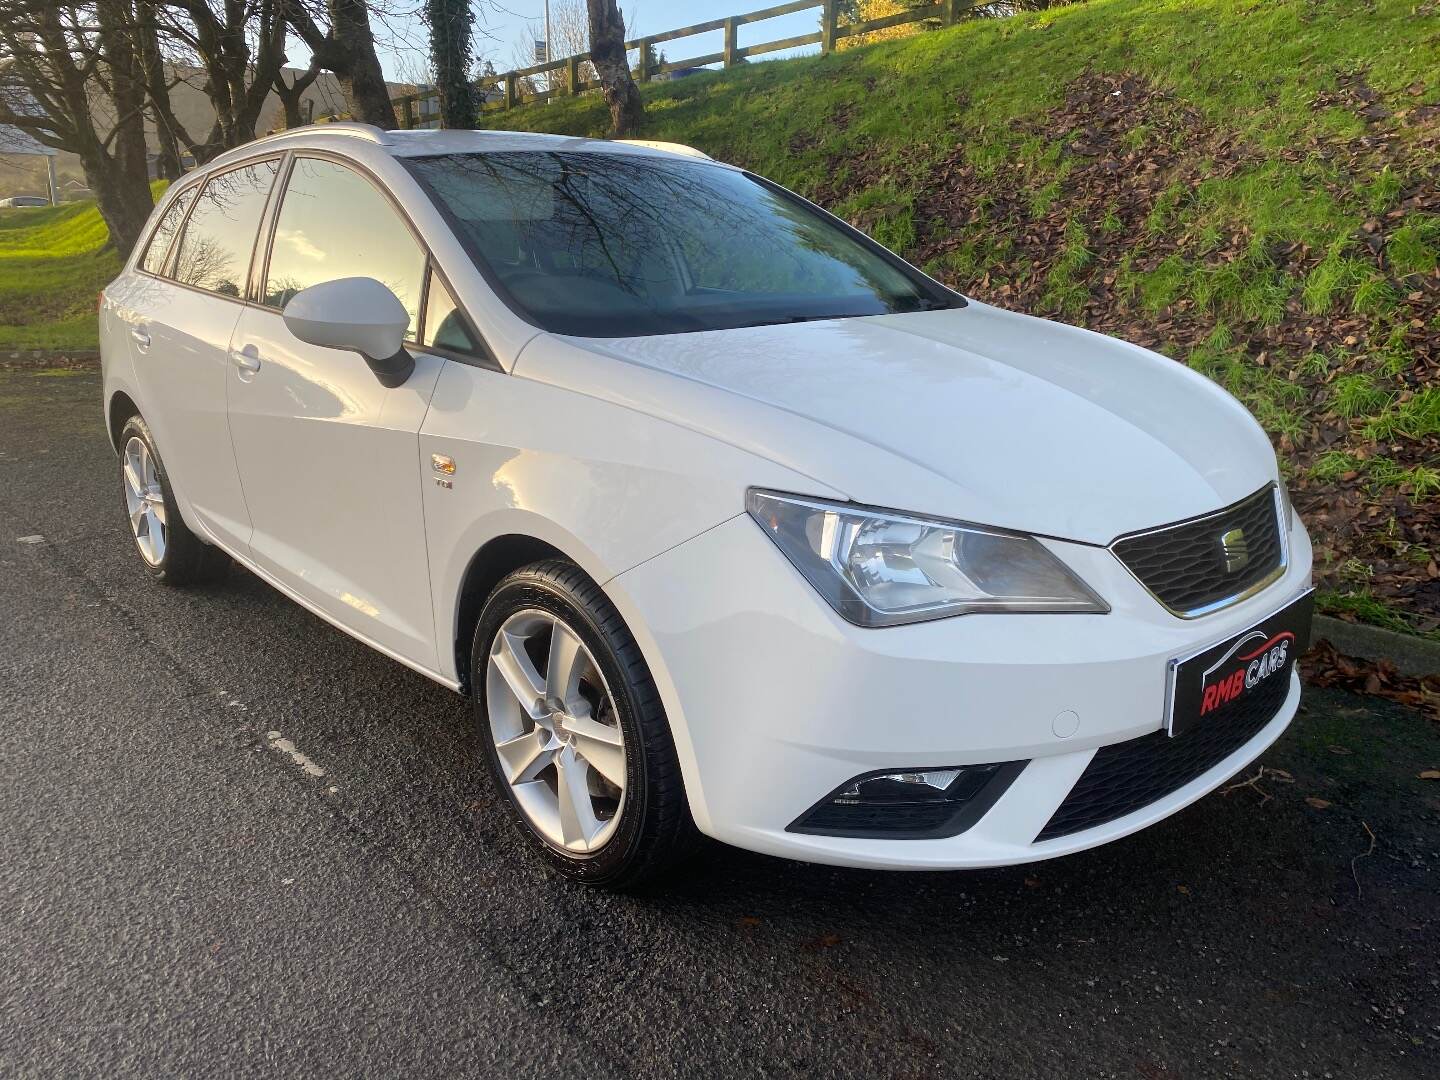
404, 151, 956, 337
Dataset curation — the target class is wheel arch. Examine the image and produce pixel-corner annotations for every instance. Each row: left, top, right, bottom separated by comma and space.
446, 522, 712, 834
107, 390, 140, 453
452, 533, 570, 692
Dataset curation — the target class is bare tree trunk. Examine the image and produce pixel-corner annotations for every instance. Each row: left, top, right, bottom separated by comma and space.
425, 0, 476, 128
92, 1, 158, 252
273, 62, 321, 130
285, 0, 397, 126
135, 0, 184, 177
586, 0, 641, 137
0, 2, 154, 251
150, 110, 185, 177
331, 0, 397, 126
98, 0, 151, 175
131, 0, 287, 161
78, 139, 155, 255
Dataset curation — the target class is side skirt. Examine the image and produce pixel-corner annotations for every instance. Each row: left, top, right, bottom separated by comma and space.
197, 524, 463, 695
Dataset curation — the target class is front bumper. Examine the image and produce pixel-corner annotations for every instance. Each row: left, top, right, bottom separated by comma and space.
611, 508, 1313, 870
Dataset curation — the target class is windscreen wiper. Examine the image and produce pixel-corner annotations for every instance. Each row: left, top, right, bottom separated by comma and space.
745, 313, 859, 329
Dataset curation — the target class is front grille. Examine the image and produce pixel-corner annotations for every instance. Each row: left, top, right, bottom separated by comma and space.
1035, 666, 1291, 842
1112, 486, 1283, 616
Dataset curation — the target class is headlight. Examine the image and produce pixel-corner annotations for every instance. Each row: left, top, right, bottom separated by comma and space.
746, 490, 1109, 627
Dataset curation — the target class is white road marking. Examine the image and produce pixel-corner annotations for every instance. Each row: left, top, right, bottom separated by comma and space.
217, 689, 247, 712
265, 730, 327, 778
16, 535, 44, 544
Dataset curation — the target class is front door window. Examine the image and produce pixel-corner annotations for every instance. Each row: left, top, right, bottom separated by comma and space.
263, 157, 426, 334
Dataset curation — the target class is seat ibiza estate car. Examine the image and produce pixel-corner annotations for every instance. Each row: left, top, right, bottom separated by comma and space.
99, 124, 1313, 886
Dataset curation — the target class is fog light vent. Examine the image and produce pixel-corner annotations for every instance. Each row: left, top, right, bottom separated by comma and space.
789, 761, 1027, 840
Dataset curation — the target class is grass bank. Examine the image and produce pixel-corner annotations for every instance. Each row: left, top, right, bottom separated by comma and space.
0, 199, 123, 352
488, 0, 1440, 636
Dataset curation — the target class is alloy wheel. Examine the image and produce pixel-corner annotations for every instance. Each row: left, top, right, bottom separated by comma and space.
485, 609, 627, 855
122, 436, 167, 566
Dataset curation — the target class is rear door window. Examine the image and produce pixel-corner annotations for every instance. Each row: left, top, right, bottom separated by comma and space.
170, 159, 279, 297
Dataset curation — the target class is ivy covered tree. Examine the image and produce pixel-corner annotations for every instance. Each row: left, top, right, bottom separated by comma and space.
424, 0, 476, 128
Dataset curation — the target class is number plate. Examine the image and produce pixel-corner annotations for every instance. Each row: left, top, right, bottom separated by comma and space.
1165, 589, 1314, 738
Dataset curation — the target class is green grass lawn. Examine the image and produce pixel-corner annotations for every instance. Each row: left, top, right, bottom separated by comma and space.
0, 198, 124, 352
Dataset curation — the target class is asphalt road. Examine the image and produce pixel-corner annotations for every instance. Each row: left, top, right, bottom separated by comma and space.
2, 366, 1437, 1079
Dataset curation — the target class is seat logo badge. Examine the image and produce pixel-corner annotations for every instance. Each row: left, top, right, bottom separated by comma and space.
432, 454, 456, 490
1220, 527, 1249, 574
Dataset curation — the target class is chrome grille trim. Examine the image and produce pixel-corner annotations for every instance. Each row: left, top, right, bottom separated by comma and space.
1108, 485, 1288, 619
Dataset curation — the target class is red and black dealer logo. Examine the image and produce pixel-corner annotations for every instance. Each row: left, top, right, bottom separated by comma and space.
1198, 630, 1294, 716
1167, 591, 1313, 737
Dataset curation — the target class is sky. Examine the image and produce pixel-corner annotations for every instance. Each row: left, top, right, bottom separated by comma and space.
370, 1, 824, 83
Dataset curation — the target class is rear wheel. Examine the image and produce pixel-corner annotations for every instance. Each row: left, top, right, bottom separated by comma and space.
118, 415, 229, 586
473, 560, 697, 887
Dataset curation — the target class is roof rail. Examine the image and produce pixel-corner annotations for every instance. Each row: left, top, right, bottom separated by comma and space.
612, 139, 711, 161
215, 123, 392, 159
300, 121, 391, 144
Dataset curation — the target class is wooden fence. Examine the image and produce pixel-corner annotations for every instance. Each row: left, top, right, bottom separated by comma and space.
390, 0, 977, 127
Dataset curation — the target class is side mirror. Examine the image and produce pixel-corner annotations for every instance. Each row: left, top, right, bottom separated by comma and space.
281, 277, 415, 388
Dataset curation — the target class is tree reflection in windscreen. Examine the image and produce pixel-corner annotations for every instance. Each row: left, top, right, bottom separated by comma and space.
406, 152, 951, 337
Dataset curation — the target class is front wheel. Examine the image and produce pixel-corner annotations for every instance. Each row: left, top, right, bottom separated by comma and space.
472, 560, 697, 887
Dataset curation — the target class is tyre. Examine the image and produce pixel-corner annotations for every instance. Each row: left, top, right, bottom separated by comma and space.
473, 560, 698, 887
118, 415, 229, 586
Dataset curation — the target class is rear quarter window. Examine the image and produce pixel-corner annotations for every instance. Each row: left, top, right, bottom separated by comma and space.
139, 188, 196, 275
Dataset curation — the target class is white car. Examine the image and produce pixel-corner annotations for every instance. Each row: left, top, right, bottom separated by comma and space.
100, 124, 1313, 886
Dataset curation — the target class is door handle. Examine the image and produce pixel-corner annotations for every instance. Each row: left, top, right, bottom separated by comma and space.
229, 345, 262, 374
130, 327, 150, 349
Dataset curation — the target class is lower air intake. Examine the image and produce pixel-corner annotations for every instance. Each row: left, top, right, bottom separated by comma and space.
1035, 669, 1291, 843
